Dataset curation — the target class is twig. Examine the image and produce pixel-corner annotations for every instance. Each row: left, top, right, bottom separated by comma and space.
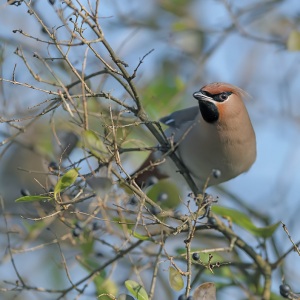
148, 242, 164, 300
1, 197, 26, 286
129, 49, 155, 80
57, 239, 144, 298
280, 222, 300, 255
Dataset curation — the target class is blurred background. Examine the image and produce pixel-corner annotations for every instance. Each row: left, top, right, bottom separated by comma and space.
1, 0, 300, 299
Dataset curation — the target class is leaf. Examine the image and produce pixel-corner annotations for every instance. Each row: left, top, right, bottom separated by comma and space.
171, 19, 197, 32
80, 258, 117, 300
129, 230, 151, 241
80, 236, 95, 256
142, 74, 185, 118
79, 257, 101, 271
287, 30, 300, 51
125, 280, 149, 300
54, 168, 79, 200
147, 180, 181, 209
113, 217, 134, 230
169, 267, 184, 291
193, 282, 216, 300
212, 206, 280, 238
160, 0, 192, 17
96, 279, 118, 300
15, 195, 52, 203
172, 21, 190, 32
82, 129, 108, 160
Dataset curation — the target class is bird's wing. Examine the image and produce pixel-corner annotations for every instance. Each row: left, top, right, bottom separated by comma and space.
159, 106, 199, 128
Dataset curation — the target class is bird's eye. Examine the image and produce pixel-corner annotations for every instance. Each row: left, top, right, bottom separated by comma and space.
214, 92, 231, 102
219, 93, 228, 101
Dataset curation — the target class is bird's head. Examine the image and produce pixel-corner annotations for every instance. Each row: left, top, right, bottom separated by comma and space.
193, 82, 249, 124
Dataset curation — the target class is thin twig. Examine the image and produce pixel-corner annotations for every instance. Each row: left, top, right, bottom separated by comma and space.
148, 242, 164, 300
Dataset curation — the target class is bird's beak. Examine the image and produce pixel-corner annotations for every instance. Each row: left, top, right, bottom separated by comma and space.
193, 91, 210, 102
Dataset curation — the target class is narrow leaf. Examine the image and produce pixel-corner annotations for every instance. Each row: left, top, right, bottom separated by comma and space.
15, 195, 52, 203
169, 267, 184, 291
212, 206, 280, 238
129, 230, 150, 241
54, 168, 79, 200
125, 280, 149, 300
82, 129, 108, 160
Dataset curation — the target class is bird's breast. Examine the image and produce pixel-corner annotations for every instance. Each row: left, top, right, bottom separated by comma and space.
174, 116, 256, 187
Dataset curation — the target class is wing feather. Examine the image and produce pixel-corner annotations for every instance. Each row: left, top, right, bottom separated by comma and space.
159, 106, 199, 128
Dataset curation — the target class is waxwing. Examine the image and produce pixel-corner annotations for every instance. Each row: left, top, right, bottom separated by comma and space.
134, 82, 256, 191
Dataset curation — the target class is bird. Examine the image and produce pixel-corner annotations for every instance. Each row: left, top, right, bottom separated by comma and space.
133, 82, 256, 192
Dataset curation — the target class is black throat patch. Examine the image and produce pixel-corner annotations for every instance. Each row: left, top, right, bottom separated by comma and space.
198, 101, 219, 123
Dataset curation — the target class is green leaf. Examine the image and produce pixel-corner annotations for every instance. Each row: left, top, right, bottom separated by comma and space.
287, 30, 300, 51
79, 258, 117, 300
212, 206, 280, 238
125, 280, 149, 300
160, 0, 192, 17
171, 20, 197, 32
15, 195, 52, 203
81, 236, 95, 256
141, 74, 185, 119
169, 266, 184, 291
54, 168, 79, 200
81, 257, 100, 270
82, 129, 108, 160
147, 180, 181, 209
96, 279, 118, 300
129, 230, 151, 241
172, 21, 189, 32
113, 217, 134, 230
